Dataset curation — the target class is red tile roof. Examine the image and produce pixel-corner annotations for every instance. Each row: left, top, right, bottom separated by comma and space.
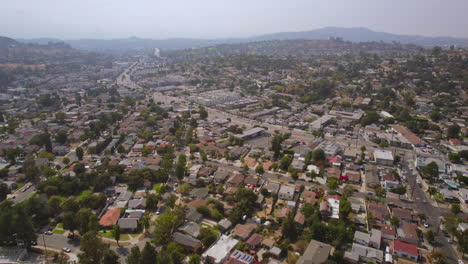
99, 208, 121, 227
392, 240, 419, 256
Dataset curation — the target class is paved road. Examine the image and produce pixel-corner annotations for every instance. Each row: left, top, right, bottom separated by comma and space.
37, 233, 80, 261
12, 184, 35, 205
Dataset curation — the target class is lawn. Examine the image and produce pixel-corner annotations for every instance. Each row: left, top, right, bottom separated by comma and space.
98, 231, 139, 241
53, 229, 65, 234
56, 223, 64, 229
98, 231, 114, 238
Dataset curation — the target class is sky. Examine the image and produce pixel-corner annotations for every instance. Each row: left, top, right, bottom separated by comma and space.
2, 0, 468, 40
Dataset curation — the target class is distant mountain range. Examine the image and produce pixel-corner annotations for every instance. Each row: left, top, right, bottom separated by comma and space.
15, 27, 468, 52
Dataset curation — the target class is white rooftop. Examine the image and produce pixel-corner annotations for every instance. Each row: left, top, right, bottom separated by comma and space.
202, 235, 239, 264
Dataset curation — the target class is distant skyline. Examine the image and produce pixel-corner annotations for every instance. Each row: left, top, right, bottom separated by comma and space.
2, 0, 468, 40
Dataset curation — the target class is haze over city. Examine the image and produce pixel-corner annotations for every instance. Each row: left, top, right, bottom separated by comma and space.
2, 0, 468, 39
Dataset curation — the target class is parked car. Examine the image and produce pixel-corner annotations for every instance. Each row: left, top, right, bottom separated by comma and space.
62, 247, 71, 253
44, 230, 53, 235
424, 222, 430, 228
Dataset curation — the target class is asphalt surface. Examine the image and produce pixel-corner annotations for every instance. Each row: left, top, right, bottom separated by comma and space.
12, 184, 36, 205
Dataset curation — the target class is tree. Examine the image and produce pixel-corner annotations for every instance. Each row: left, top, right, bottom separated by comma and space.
55, 130, 68, 145
146, 193, 159, 211
127, 246, 141, 264
456, 230, 468, 257
422, 161, 439, 181
390, 216, 400, 227
447, 124, 461, 139
76, 208, 94, 235
189, 254, 201, 264
0, 183, 9, 202
361, 111, 379, 126
197, 227, 218, 247
282, 214, 298, 241
200, 150, 208, 162
312, 148, 325, 162
76, 147, 84, 161
78, 231, 117, 264
152, 210, 184, 246
390, 186, 407, 195
178, 183, 192, 196
279, 155, 293, 171
255, 164, 264, 174
112, 224, 121, 246
448, 153, 461, 163
339, 199, 352, 220
328, 178, 339, 190
271, 134, 283, 160
63, 211, 77, 234
166, 194, 177, 208
429, 111, 441, 122
140, 242, 158, 264
427, 250, 446, 264
425, 230, 435, 243
199, 107, 208, 119
451, 204, 461, 215
47, 196, 62, 215
342, 185, 354, 199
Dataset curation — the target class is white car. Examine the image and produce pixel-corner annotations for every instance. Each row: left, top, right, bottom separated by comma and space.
62, 247, 71, 253
457, 260, 464, 264
423, 222, 429, 228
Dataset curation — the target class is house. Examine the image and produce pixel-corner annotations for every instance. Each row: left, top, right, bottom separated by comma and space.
226, 250, 255, 264
132, 143, 144, 152
414, 156, 446, 174
226, 173, 245, 188
367, 202, 390, 225
118, 218, 139, 232
296, 239, 332, 264
374, 149, 394, 166
214, 169, 231, 184
391, 124, 423, 146
99, 208, 121, 227
380, 224, 396, 240
263, 181, 280, 195
128, 197, 146, 209
397, 222, 419, 245
202, 235, 239, 264
392, 208, 413, 223
190, 188, 209, 199
179, 221, 201, 238
353, 229, 380, 249
231, 223, 257, 241
344, 243, 383, 264
294, 212, 305, 225
173, 232, 203, 252
459, 188, 468, 204
327, 167, 341, 179
245, 233, 263, 249
269, 247, 282, 259
300, 190, 318, 204
390, 240, 419, 262
218, 219, 233, 231
343, 170, 361, 184
383, 173, 400, 190
186, 208, 203, 223
320, 196, 340, 219
278, 185, 295, 201
52, 146, 70, 156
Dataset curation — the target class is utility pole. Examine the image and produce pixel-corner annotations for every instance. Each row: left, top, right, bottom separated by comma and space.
42, 234, 48, 264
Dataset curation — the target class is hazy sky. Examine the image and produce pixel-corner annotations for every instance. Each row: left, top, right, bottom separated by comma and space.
2, 0, 468, 39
